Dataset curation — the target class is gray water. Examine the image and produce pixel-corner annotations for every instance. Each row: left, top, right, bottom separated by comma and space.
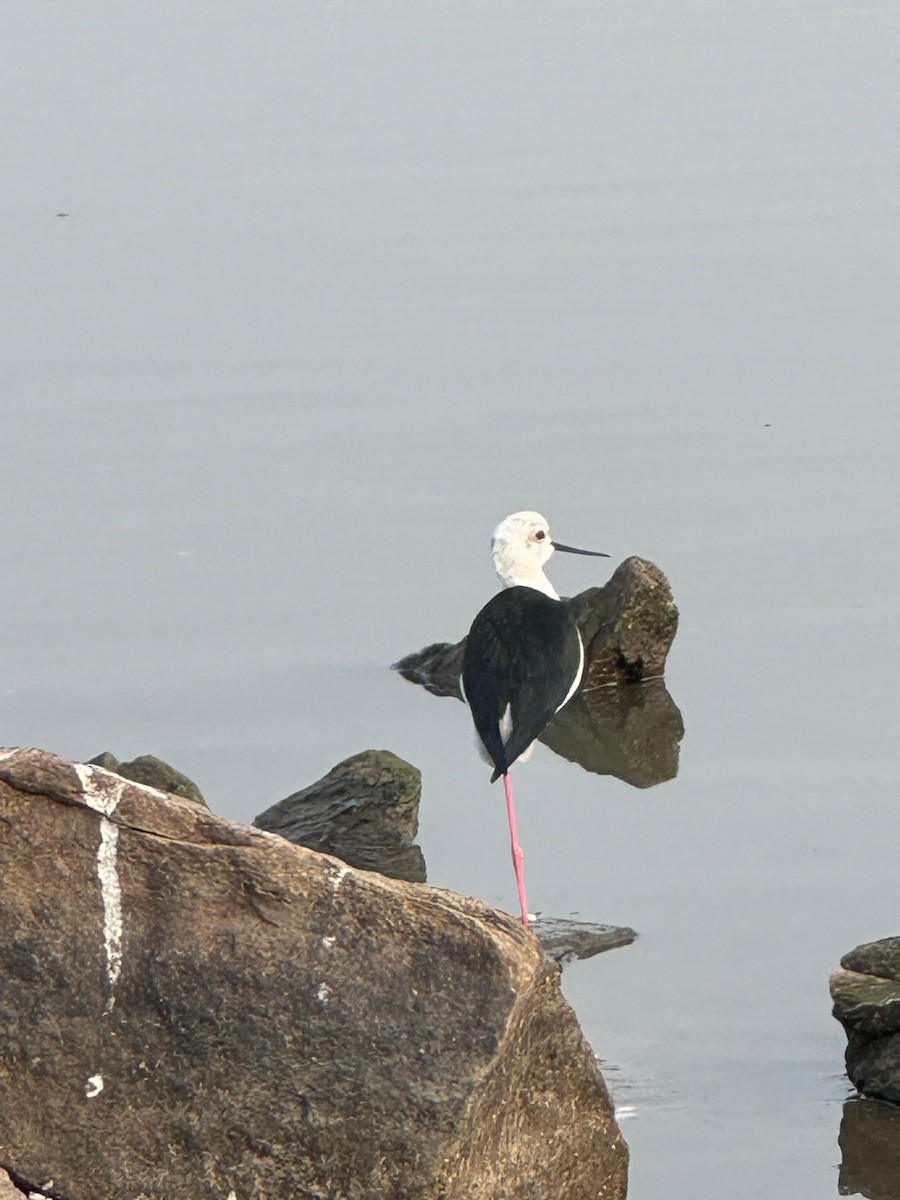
4, 3, 900, 1196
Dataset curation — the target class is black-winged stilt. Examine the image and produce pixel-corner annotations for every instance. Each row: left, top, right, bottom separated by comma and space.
461, 511, 609, 926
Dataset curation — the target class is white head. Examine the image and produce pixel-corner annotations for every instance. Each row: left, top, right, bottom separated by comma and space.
491, 511, 608, 599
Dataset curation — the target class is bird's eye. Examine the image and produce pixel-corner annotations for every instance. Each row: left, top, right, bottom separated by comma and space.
534, 530, 546, 541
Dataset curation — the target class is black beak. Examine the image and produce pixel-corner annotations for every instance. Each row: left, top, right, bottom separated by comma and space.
551, 541, 610, 558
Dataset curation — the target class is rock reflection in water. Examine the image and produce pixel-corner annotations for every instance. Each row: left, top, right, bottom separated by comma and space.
540, 679, 684, 787
839, 1097, 900, 1199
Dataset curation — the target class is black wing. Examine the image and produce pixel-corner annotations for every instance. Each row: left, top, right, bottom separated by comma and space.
461, 587, 582, 781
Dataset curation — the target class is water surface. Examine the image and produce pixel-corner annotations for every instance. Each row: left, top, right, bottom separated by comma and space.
3, 3, 900, 1196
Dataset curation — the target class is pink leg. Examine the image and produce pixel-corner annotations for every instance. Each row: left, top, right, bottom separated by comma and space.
503, 772, 529, 926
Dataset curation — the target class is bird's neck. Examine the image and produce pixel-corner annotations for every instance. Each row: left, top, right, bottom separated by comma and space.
496, 564, 560, 600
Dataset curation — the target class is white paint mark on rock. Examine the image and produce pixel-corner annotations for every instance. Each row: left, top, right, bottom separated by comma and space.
75, 761, 127, 816
75, 763, 126, 1011
329, 865, 348, 891
85, 1074, 104, 1098
317, 982, 331, 1004
321, 935, 336, 949
97, 818, 123, 1010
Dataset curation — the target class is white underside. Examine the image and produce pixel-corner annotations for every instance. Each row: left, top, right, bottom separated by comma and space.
471, 703, 537, 768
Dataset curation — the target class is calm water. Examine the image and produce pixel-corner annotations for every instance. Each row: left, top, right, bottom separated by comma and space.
3, 3, 900, 1196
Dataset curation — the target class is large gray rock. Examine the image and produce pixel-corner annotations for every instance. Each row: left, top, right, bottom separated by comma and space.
254, 749, 425, 882
831, 936, 900, 1104
0, 746, 628, 1200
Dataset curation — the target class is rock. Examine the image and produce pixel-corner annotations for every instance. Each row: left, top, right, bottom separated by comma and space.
254, 749, 426, 883
392, 640, 465, 700
87, 750, 207, 807
0, 746, 627, 1200
0, 1170, 50, 1200
569, 557, 678, 688
838, 1097, 900, 1199
831, 936, 900, 1103
0, 1170, 23, 1200
532, 918, 638, 965
843, 938, 900, 983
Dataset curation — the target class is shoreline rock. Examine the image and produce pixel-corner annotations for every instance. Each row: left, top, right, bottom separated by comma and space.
0, 746, 628, 1200
831, 936, 900, 1105
254, 749, 426, 883
88, 750, 207, 807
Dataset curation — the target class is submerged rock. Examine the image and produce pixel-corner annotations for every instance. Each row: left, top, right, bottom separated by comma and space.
0, 746, 628, 1200
254, 749, 426, 883
532, 917, 638, 965
88, 750, 207, 807
831, 936, 900, 1104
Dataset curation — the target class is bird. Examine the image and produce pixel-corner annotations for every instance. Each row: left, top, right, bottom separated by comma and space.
461, 511, 609, 926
